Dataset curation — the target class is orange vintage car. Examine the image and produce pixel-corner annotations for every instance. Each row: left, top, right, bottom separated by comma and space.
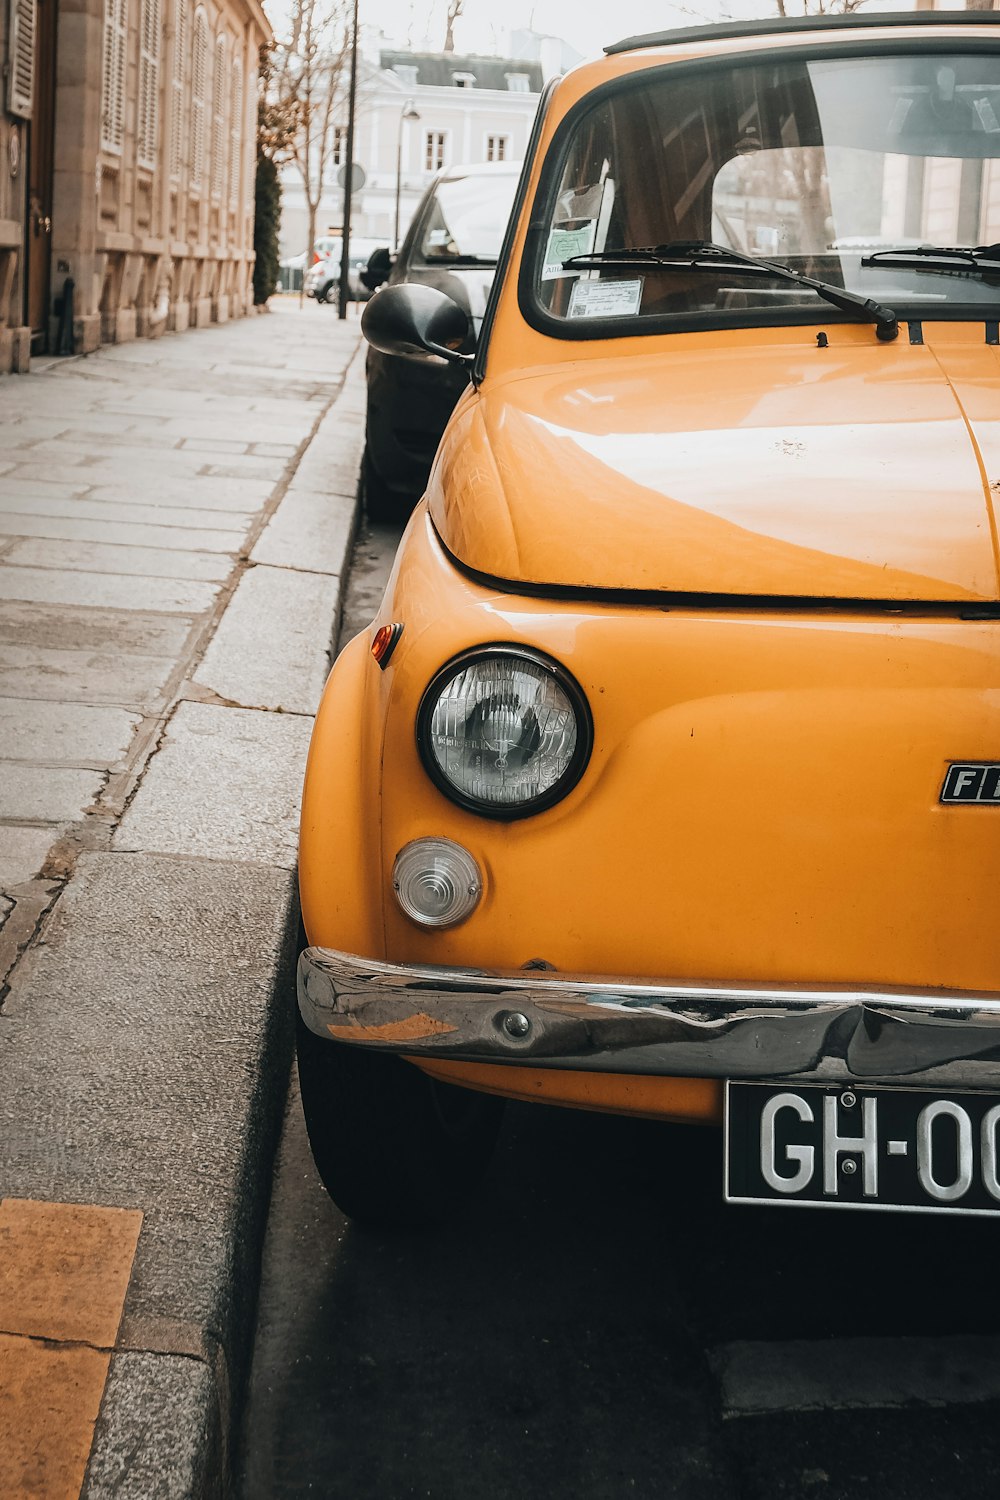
297, 11, 1000, 1227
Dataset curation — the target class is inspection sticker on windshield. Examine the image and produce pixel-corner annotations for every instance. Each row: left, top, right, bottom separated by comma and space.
542, 224, 598, 279
567, 278, 643, 318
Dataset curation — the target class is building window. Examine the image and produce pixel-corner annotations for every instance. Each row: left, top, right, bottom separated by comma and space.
331, 124, 348, 167
191, 8, 207, 188
169, 0, 188, 181
210, 33, 226, 199
100, 0, 128, 153
451, 71, 476, 88
137, 0, 162, 169
505, 72, 530, 92
229, 55, 242, 210
424, 130, 446, 172
485, 134, 509, 163
8, 0, 37, 119
393, 64, 418, 87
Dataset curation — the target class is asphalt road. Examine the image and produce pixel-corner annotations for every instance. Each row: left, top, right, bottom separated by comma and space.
238, 520, 1000, 1500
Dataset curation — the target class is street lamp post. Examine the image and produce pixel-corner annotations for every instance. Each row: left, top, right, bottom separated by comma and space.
394, 100, 420, 252
337, 0, 360, 320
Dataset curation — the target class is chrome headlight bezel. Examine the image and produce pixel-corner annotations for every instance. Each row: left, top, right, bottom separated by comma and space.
416, 644, 593, 821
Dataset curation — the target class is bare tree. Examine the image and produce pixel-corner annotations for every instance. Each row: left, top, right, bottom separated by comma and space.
272, 0, 352, 277
443, 0, 464, 53
774, 0, 867, 13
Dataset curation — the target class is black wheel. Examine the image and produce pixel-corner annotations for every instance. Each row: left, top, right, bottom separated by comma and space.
362, 445, 410, 524
296, 1009, 505, 1228
317, 281, 337, 306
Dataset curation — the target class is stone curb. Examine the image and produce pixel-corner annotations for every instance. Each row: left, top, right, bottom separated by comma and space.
0, 341, 366, 1500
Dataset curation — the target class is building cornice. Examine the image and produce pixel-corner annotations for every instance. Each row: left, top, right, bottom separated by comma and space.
239, 0, 273, 45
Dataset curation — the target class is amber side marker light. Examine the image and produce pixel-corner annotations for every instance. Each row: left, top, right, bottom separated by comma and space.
372, 622, 404, 669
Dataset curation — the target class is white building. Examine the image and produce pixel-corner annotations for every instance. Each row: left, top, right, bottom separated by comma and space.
279, 49, 546, 262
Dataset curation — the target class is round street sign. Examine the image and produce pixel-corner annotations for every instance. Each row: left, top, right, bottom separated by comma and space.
337, 162, 366, 194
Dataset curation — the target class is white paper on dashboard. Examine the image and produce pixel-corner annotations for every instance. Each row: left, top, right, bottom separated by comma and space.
567, 278, 643, 318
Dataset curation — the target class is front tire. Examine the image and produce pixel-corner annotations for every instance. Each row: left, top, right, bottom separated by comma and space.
296, 1010, 505, 1228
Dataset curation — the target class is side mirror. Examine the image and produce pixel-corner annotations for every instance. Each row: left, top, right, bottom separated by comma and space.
360, 247, 393, 292
362, 283, 473, 367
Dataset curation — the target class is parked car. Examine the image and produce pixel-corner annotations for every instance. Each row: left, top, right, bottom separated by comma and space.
305, 237, 384, 304
297, 10, 1000, 1227
359, 160, 521, 520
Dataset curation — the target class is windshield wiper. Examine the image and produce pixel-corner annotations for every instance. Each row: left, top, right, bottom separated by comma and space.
425, 253, 497, 267
563, 240, 899, 341
862, 244, 1000, 276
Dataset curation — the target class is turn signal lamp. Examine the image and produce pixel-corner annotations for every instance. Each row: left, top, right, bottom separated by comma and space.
371, 622, 403, 669
392, 839, 482, 928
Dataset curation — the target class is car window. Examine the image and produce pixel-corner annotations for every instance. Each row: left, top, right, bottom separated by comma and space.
532, 49, 1000, 332
418, 172, 519, 264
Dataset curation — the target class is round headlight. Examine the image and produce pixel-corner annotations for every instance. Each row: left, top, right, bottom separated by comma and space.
417, 646, 592, 819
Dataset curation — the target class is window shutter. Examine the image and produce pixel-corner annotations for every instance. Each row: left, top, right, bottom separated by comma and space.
169, 0, 187, 180
228, 55, 242, 210
7, 0, 36, 119
101, 0, 127, 152
191, 8, 207, 188
137, 0, 161, 168
209, 34, 225, 199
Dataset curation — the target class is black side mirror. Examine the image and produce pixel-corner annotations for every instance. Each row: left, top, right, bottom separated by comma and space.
360, 247, 393, 292
361, 284, 473, 367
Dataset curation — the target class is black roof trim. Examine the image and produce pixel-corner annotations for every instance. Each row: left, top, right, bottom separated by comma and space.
605, 11, 1000, 56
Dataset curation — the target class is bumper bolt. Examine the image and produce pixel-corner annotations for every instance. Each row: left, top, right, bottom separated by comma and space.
501, 1011, 531, 1039
840, 1091, 857, 1109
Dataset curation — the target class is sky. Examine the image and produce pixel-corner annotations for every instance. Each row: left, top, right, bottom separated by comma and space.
265, 0, 954, 69
264, 0, 774, 64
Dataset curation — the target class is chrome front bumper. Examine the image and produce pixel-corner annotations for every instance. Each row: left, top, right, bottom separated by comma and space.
297, 947, 1000, 1089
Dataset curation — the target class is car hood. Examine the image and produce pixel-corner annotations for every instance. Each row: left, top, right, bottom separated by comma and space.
429, 338, 1000, 601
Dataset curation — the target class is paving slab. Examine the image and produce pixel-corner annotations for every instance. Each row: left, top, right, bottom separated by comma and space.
0, 477, 94, 501
191, 564, 341, 715
0, 565, 220, 613
0, 698, 141, 765
0, 600, 192, 656
250, 488, 355, 576
0, 763, 106, 821
0, 491, 256, 531
0, 643, 175, 706
0, 512, 245, 553
5, 538, 232, 583
0, 825, 58, 891
114, 701, 313, 869
86, 480, 277, 511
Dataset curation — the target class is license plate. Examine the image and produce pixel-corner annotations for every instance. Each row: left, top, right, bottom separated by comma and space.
725, 1082, 1000, 1216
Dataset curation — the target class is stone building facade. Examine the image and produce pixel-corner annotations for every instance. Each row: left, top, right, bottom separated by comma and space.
0, 0, 270, 373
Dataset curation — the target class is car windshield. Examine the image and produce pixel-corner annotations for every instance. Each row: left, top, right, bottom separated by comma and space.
533, 47, 1000, 332
419, 172, 519, 263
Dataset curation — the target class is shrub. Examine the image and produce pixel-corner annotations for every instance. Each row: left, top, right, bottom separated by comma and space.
253, 149, 281, 306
